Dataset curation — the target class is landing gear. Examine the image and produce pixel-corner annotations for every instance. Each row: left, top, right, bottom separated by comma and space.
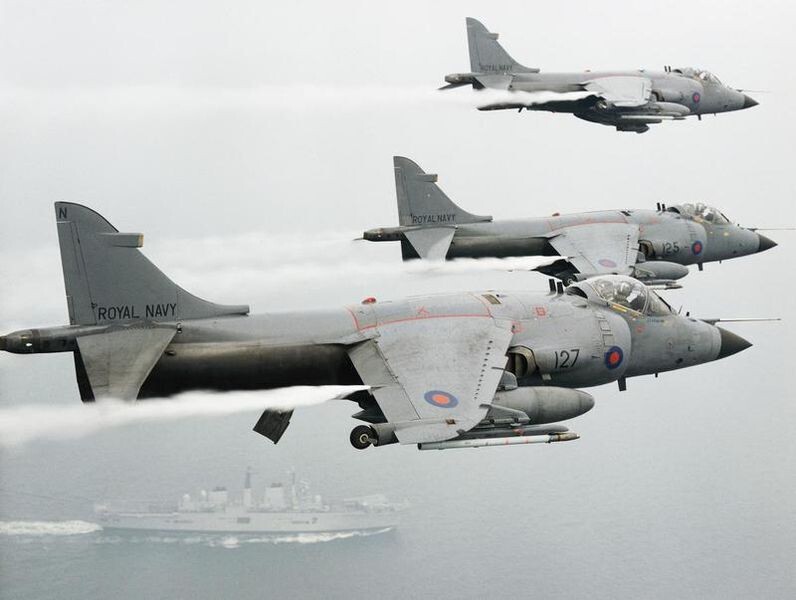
350, 425, 376, 450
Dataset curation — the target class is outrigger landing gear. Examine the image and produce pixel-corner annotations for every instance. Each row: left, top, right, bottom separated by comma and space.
350, 425, 376, 450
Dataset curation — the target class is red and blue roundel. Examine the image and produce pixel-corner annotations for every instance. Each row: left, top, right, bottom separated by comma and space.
424, 390, 459, 408
692, 92, 701, 103
598, 258, 618, 268
691, 240, 704, 255
604, 346, 624, 370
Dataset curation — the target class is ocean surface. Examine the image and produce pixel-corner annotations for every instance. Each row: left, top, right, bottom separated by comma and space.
1, 352, 795, 600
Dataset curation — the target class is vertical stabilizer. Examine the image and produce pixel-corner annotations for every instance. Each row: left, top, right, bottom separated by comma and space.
55, 202, 249, 326
466, 17, 539, 74
394, 157, 492, 228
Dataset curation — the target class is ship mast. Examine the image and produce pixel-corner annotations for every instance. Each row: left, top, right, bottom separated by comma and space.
243, 466, 253, 508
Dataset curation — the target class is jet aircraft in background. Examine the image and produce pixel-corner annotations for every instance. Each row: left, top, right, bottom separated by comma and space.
1, 203, 755, 451
442, 17, 759, 133
363, 157, 777, 286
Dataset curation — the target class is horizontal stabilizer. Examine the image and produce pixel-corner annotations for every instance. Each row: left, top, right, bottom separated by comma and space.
403, 228, 455, 260
76, 326, 176, 400
474, 74, 513, 90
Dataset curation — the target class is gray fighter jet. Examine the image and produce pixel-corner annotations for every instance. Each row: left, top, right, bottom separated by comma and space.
1, 204, 753, 450
442, 18, 759, 132
363, 157, 777, 286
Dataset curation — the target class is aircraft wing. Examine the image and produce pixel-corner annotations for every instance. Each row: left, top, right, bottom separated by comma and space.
548, 222, 640, 275
347, 317, 514, 444
583, 76, 652, 107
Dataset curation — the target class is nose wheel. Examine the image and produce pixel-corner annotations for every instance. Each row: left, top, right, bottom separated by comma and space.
350, 425, 376, 450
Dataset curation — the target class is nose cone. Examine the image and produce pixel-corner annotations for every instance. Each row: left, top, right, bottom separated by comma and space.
717, 327, 752, 359
756, 233, 777, 253
742, 94, 759, 109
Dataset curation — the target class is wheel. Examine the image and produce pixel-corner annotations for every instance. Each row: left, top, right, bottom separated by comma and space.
350, 425, 375, 450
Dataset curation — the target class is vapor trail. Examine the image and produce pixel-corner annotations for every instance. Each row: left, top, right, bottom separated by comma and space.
0, 386, 366, 448
174, 255, 559, 287
0, 84, 590, 115
1, 236, 557, 330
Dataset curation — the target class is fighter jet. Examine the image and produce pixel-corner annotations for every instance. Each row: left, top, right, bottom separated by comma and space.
1, 203, 754, 450
442, 18, 759, 133
363, 157, 777, 286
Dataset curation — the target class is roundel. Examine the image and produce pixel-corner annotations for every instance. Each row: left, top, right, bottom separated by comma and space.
692, 92, 701, 103
604, 346, 624, 370
691, 240, 704, 255
424, 390, 459, 408
598, 258, 618, 268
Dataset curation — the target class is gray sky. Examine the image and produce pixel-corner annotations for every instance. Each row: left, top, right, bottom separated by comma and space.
1, 0, 794, 252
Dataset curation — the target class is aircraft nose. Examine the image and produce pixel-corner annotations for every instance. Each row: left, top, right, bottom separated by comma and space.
756, 233, 777, 253
742, 94, 759, 109
717, 327, 752, 359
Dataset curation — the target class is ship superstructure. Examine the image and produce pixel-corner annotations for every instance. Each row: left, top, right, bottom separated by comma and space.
96, 469, 402, 534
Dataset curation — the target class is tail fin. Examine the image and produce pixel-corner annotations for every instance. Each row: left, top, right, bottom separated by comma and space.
394, 157, 491, 228
55, 202, 249, 326
466, 17, 538, 74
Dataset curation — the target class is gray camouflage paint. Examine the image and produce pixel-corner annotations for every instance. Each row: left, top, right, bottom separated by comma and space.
0, 203, 752, 448
364, 156, 775, 282
442, 18, 758, 132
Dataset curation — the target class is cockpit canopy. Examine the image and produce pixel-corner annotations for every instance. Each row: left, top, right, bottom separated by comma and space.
569, 275, 672, 316
669, 202, 731, 225
673, 67, 723, 85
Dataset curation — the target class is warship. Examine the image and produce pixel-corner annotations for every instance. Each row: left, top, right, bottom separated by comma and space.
95, 470, 402, 535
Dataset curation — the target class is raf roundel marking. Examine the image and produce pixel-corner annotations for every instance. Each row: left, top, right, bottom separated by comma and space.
691, 240, 704, 255
598, 258, 618, 268
424, 390, 459, 408
692, 92, 701, 104
604, 346, 624, 370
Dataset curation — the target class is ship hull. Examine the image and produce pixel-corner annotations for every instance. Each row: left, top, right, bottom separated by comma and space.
97, 510, 398, 534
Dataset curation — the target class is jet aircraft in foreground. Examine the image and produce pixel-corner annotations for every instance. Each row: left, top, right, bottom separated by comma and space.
363, 157, 777, 286
2, 204, 753, 450
442, 18, 759, 133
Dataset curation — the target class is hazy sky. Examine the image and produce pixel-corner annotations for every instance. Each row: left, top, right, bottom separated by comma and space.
0, 3, 794, 598
1, 0, 794, 253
